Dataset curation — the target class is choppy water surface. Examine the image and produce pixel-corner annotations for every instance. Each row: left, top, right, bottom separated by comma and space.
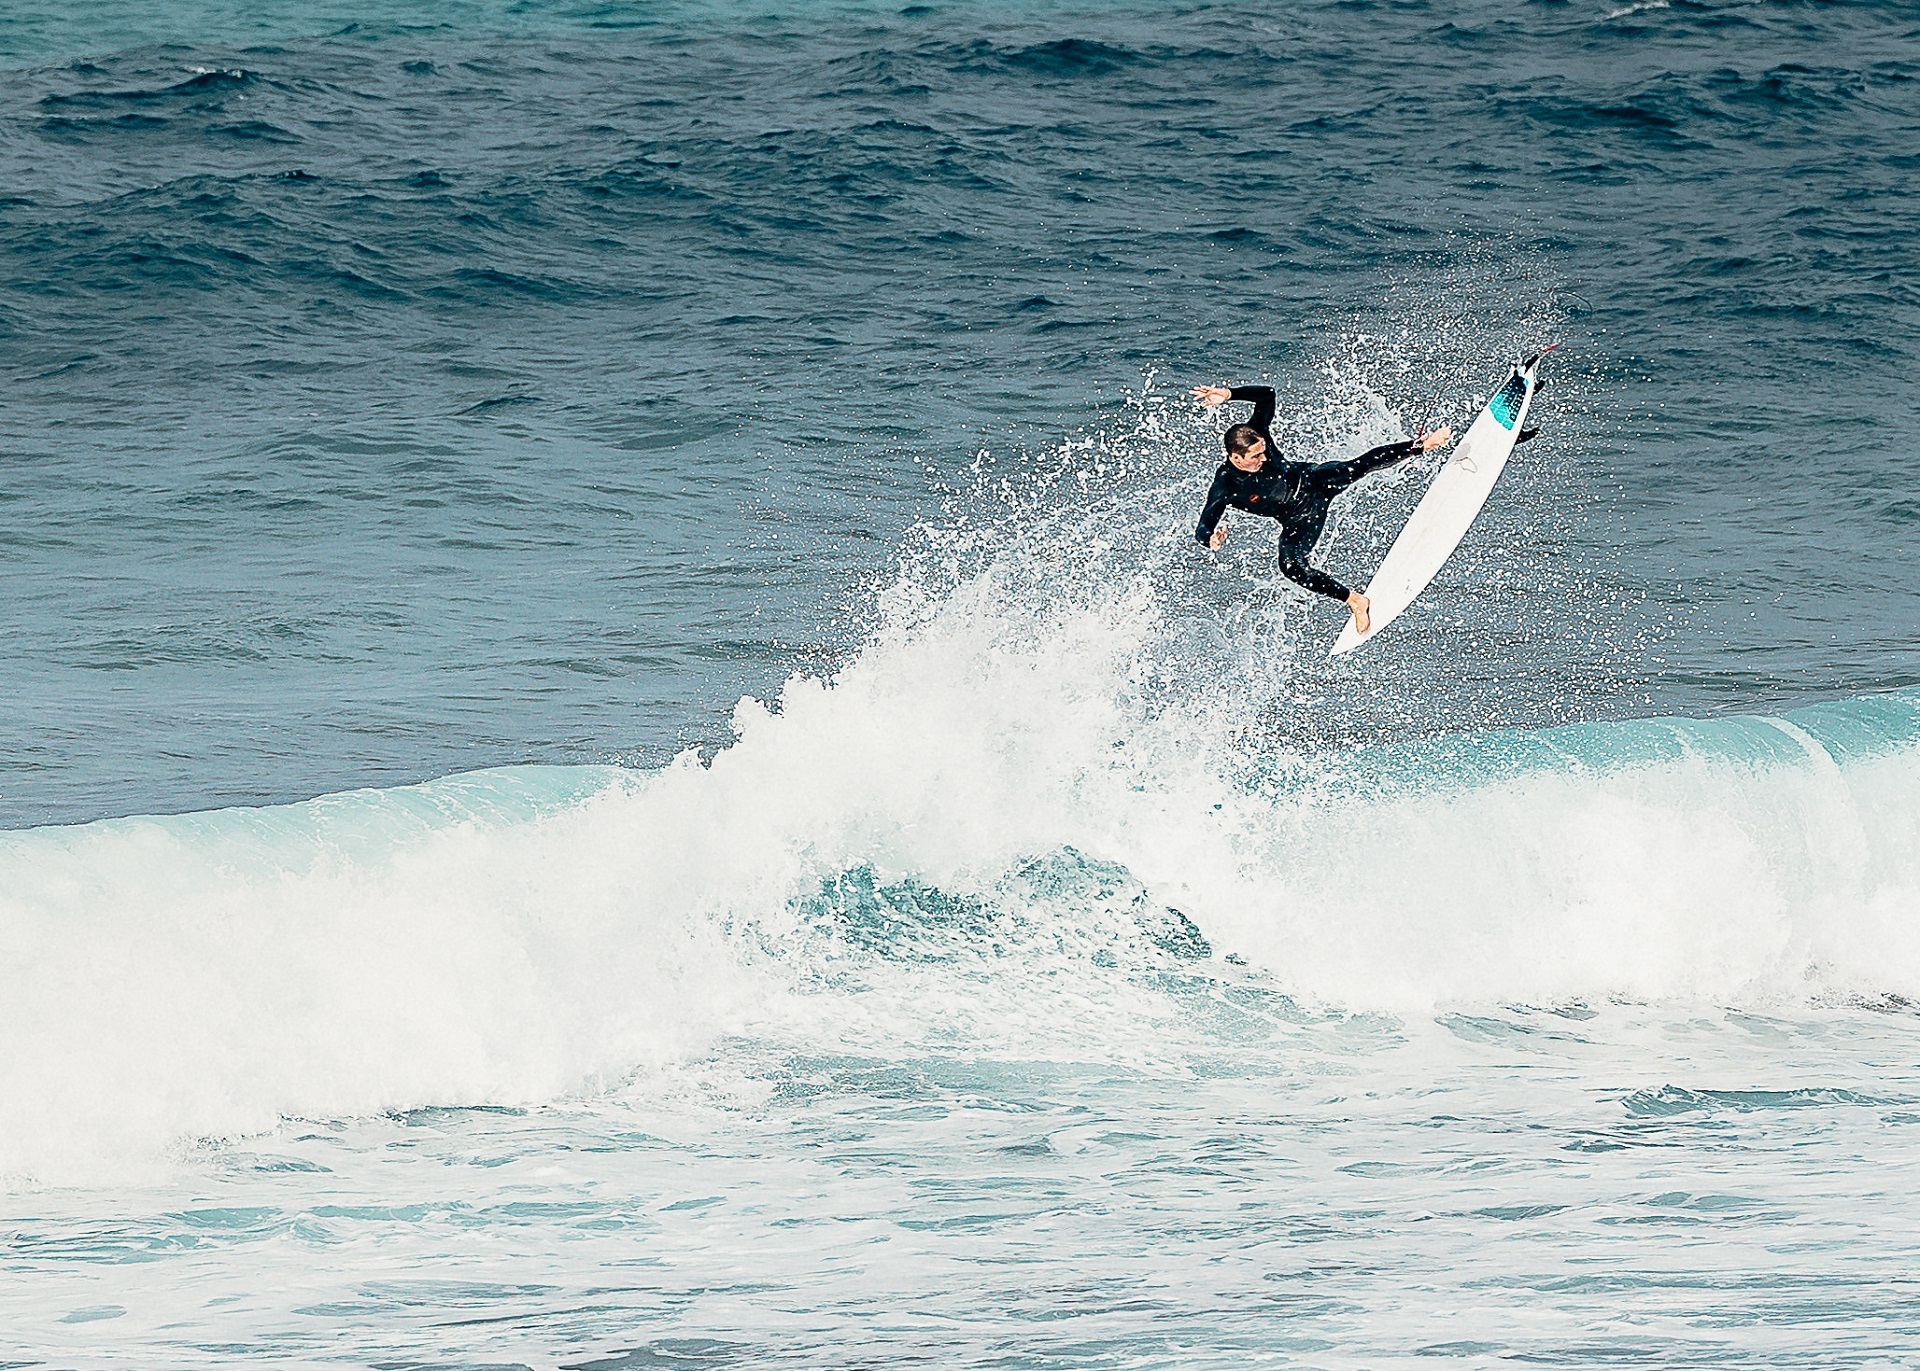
14, 1008, 1920, 1368
2, 0, 1919, 1366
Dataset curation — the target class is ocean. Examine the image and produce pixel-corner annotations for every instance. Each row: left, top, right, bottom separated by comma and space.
3, 0, 1919, 1365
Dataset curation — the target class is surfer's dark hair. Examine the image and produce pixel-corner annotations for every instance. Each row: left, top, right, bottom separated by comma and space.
1224, 424, 1264, 456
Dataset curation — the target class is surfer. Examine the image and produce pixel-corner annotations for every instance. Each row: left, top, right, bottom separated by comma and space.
1192, 384, 1453, 635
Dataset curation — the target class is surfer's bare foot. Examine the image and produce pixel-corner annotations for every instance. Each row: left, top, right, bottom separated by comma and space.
1346, 591, 1371, 635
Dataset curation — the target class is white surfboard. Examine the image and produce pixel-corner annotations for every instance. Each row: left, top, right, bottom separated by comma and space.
1329, 353, 1543, 657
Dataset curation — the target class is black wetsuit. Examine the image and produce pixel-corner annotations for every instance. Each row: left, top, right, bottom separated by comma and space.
1194, 385, 1421, 602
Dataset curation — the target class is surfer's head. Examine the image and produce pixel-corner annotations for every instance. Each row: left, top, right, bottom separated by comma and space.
1224, 425, 1268, 472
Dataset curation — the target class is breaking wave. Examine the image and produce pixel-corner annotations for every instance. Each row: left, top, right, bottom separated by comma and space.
4, 421, 1920, 1182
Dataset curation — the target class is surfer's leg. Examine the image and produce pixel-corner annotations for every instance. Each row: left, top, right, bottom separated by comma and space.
1309, 439, 1421, 498
1279, 545, 1370, 631
1276, 522, 1350, 603
1277, 551, 1350, 601
1352, 437, 1421, 475
1279, 510, 1371, 632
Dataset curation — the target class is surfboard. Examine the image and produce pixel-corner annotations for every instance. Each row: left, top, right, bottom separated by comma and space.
1328, 352, 1544, 657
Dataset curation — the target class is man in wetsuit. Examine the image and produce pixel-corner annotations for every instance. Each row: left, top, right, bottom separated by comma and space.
1192, 383, 1453, 636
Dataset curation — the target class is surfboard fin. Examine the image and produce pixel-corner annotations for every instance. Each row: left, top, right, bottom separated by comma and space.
1515, 426, 1541, 444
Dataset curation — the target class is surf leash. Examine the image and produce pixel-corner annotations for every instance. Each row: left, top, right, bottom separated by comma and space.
1523, 340, 1564, 370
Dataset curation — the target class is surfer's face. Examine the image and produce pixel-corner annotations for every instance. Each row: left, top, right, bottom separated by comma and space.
1228, 439, 1267, 473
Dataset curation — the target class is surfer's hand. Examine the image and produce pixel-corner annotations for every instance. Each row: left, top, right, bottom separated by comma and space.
1416, 426, 1454, 452
1208, 523, 1227, 550
1192, 385, 1231, 408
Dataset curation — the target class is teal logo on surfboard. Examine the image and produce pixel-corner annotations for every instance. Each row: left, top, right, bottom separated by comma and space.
1489, 373, 1527, 429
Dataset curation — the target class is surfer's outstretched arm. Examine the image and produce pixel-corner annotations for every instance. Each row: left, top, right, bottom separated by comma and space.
1194, 472, 1231, 548
1192, 384, 1276, 437
1228, 385, 1276, 434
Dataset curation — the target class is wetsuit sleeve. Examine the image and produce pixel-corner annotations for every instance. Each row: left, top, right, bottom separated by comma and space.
1227, 385, 1276, 435
1194, 470, 1230, 545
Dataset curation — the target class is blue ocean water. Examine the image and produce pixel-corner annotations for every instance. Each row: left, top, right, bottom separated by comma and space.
3, 1, 1920, 1366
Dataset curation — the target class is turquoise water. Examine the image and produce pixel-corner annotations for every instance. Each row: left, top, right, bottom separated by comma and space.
3, 0, 1919, 1365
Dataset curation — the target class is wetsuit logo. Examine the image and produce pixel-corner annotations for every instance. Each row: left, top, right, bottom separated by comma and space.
1489, 373, 1528, 430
